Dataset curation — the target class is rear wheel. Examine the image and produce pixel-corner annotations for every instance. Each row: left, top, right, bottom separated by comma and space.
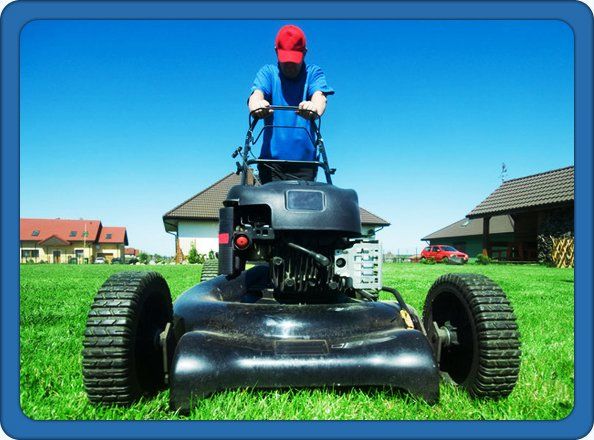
200, 258, 219, 282
423, 273, 521, 398
82, 271, 172, 404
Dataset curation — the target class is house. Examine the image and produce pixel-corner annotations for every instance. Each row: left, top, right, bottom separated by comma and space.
125, 247, 140, 257
20, 218, 129, 263
422, 215, 515, 258
163, 172, 390, 260
422, 166, 574, 261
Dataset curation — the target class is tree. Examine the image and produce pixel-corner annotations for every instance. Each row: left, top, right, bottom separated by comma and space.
138, 252, 149, 264
188, 242, 199, 264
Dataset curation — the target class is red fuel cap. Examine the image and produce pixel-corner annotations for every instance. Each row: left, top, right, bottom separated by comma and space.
234, 235, 250, 249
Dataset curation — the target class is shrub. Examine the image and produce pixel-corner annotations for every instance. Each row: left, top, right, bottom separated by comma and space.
475, 253, 491, 265
188, 243, 199, 264
138, 252, 149, 264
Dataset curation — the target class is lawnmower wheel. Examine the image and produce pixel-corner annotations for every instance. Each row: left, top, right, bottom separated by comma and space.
82, 271, 173, 404
423, 273, 521, 398
200, 258, 219, 282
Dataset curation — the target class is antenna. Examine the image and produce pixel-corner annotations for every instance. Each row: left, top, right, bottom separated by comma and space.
500, 163, 508, 183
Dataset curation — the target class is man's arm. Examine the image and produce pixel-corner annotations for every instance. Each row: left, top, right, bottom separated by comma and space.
298, 91, 327, 119
248, 90, 273, 119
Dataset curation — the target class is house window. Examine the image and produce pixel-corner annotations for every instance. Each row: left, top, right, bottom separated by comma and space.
105, 233, 112, 239
69, 230, 77, 237
31, 230, 40, 237
21, 250, 39, 258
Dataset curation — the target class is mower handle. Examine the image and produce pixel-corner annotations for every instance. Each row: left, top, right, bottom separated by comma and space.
242, 105, 332, 185
249, 105, 319, 125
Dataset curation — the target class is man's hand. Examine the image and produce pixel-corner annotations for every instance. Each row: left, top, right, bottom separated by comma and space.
249, 99, 273, 119
297, 101, 320, 119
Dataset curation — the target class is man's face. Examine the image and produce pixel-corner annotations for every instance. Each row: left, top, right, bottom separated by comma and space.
278, 61, 303, 79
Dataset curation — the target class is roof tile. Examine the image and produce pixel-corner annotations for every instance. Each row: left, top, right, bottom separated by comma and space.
422, 215, 514, 240
467, 166, 574, 217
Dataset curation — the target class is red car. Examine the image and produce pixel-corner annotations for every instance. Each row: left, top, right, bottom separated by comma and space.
421, 245, 469, 263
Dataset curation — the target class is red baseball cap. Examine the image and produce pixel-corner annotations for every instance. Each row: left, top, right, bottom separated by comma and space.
275, 25, 306, 64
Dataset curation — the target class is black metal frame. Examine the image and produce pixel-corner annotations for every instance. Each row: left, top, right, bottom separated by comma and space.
240, 105, 335, 185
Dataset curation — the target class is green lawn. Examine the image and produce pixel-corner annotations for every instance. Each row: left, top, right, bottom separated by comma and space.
20, 263, 574, 420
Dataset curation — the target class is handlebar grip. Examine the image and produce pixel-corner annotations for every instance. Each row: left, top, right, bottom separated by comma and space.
249, 106, 319, 122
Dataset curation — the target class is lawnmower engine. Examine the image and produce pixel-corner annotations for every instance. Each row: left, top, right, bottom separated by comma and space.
218, 180, 382, 302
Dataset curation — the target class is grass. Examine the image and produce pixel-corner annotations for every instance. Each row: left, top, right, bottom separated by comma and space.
20, 263, 574, 420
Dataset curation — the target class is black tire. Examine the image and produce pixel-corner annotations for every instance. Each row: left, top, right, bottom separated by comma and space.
82, 271, 173, 405
423, 273, 521, 398
200, 258, 219, 282
441, 257, 450, 264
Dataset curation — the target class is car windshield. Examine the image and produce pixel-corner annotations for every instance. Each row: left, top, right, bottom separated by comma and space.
442, 246, 458, 252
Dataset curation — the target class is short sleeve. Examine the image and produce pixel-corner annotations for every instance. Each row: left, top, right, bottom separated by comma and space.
307, 65, 335, 99
250, 65, 273, 100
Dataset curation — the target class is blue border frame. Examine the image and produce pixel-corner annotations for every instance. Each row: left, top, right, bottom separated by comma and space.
1, 2, 592, 439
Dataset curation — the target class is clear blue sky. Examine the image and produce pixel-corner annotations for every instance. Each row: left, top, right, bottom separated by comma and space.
20, 20, 573, 256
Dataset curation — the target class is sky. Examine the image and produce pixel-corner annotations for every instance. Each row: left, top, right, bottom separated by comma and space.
20, 20, 574, 256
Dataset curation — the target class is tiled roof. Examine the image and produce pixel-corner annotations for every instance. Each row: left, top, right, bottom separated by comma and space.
422, 215, 514, 241
467, 166, 574, 218
360, 207, 390, 226
125, 247, 139, 256
38, 235, 71, 246
98, 227, 128, 245
163, 173, 248, 220
163, 172, 390, 227
20, 218, 128, 244
20, 218, 102, 242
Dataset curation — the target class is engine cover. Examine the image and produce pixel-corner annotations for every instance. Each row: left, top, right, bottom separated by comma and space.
226, 180, 361, 234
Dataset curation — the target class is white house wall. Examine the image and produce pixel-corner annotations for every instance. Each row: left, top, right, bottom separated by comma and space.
178, 220, 219, 256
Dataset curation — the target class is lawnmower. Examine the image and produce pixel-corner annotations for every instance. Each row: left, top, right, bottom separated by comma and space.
82, 106, 521, 414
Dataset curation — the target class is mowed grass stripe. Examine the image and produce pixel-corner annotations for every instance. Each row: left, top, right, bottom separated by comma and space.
20, 263, 574, 420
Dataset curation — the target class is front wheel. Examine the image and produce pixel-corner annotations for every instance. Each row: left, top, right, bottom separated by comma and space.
200, 258, 219, 282
423, 273, 521, 398
82, 271, 173, 404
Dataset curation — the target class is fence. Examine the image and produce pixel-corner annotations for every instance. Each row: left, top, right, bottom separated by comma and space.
551, 236, 574, 268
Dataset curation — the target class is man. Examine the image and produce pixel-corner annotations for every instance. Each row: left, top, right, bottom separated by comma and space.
248, 24, 334, 183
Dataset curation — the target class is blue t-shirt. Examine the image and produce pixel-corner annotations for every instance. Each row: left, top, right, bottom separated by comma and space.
250, 63, 334, 161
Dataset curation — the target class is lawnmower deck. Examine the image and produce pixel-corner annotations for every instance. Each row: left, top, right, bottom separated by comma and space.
169, 266, 440, 412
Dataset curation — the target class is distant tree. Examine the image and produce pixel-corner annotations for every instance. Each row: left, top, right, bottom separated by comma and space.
188, 242, 199, 264
138, 252, 149, 264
